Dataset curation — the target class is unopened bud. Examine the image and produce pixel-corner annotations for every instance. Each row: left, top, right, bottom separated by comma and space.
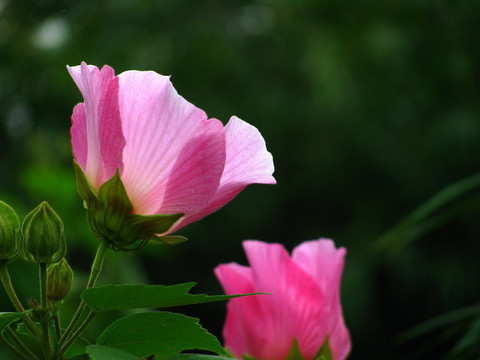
47, 258, 73, 301
19, 202, 66, 264
0, 201, 20, 263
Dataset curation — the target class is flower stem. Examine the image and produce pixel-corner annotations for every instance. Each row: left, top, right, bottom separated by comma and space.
56, 311, 96, 359
53, 313, 61, 342
40, 263, 47, 309
56, 239, 108, 352
4, 326, 40, 360
39, 262, 53, 358
0, 333, 32, 360
0, 262, 41, 338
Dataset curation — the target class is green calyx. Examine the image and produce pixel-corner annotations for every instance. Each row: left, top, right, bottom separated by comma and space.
47, 258, 74, 301
0, 201, 20, 263
284, 336, 333, 360
74, 162, 184, 251
19, 201, 66, 264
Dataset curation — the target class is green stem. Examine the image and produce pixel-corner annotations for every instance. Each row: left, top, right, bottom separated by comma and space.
57, 239, 108, 350
53, 313, 61, 342
0, 262, 41, 338
5, 326, 40, 360
56, 311, 96, 359
39, 263, 47, 309
39, 262, 52, 358
0, 333, 32, 360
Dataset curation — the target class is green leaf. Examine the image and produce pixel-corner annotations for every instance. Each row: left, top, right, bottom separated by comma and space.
375, 172, 480, 252
82, 282, 262, 311
446, 318, 480, 359
73, 161, 97, 204
287, 339, 305, 360
97, 311, 225, 357
397, 303, 480, 343
129, 213, 184, 235
0, 312, 24, 332
87, 345, 143, 360
313, 336, 333, 360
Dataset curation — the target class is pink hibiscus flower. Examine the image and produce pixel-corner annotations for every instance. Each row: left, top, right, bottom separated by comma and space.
215, 239, 351, 360
68, 63, 275, 249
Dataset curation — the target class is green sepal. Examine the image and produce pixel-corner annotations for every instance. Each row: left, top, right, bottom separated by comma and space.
287, 339, 305, 360
129, 213, 184, 235
78, 165, 184, 251
150, 234, 188, 245
97, 170, 133, 212
167, 355, 238, 360
73, 161, 98, 205
0, 201, 20, 262
313, 336, 333, 360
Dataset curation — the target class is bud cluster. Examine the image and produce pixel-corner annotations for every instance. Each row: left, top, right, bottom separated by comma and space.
0, 200, 73, 302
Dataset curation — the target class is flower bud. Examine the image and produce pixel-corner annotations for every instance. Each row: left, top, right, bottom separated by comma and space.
19, 202, 66, 264
0, 201, 20, 263
47, 258, 73, 301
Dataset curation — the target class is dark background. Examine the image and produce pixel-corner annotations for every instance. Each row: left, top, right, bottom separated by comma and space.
1, 1, 480, 359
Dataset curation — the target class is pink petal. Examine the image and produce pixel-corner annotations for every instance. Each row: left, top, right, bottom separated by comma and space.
292, 239, 346, 301
170, 116, 276, 232
116, 70, 226, 217
243, 241, 329, 360
292, 240, 351, 360
215, 263, 268, 359
67, 63, 125, 191
71, 103, 87, 170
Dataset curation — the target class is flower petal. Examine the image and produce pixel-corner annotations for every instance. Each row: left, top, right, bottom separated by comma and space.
215, 263, 267, 359
170, 116, 276, 232
292, 239, 346, 301
116, 70, 226, 218
67, 63, 125, 190
292, 240, 351, 360
243, 240, 329, 360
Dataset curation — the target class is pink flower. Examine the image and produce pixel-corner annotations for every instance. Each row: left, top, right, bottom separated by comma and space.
67, 63, 275, 247
215, 239, 351, 360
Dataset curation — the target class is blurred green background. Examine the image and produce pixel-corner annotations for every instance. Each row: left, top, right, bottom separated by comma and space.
1, 0, 480, 359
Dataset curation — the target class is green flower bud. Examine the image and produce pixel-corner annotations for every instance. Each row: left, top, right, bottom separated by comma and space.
47, 258, 73, 301
19, 202, 66, 264
0, 201, 20, 263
